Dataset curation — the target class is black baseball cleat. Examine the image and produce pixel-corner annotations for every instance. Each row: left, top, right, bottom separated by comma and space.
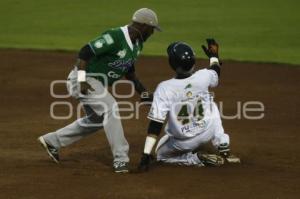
113, 161, 129, 173
197, 153, 224, 167
37, 136, 60, 164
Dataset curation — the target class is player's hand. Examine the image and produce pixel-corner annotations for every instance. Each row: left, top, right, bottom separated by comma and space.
140, 91, 153, 103
137, 153, 154, 172
201, 38, 219, 58
80, 82, 95, 95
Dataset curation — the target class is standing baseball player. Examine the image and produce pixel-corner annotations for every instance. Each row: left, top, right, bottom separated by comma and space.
38, 8, 161, 173
138, 39, 240, 171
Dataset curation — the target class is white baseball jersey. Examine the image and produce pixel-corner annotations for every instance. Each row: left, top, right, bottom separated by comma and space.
148, 69, 219, 139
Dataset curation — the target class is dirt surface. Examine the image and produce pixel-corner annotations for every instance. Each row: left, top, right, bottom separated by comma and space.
0, 49, 299, 199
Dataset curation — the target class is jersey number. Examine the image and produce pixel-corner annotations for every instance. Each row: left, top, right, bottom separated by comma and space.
177, 100, 204, 125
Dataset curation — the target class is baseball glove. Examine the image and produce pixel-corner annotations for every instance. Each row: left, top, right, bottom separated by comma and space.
201, 38, 219, 58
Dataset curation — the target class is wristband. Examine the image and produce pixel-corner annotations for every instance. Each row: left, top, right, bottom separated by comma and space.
210, 57, 219, 66
143, 136, 157, 154
77, 70, 86, 82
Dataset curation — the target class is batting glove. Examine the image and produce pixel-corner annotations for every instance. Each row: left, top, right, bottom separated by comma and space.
137, 153, 154, 172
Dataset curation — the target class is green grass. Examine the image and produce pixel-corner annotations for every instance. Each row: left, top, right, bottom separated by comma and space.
0, 0, 299, 64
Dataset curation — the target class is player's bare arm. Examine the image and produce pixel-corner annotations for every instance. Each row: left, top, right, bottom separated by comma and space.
125, 70, 153, 102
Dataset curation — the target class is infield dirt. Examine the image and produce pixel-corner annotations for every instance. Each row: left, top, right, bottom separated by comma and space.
0, 49, 299, 199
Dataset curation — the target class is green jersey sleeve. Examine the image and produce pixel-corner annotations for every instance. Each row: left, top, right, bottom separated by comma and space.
89, 31, 119, 56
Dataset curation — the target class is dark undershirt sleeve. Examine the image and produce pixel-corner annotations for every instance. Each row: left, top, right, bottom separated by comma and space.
127, 64, 135, 74
209, 63, 221, 77
78, 44, 95, 62
125, 67, 147, 94
147, 120, 164, 136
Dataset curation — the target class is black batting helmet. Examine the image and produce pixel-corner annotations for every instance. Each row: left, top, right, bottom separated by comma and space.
167, 42, 195, 75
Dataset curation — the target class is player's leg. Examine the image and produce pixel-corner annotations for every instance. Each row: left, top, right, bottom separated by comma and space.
158, 148, 202, 166
156, 133, 223, 166
38, 73, 105, 161
38, 105, 103, 163
44, 75, 115, 149
42, 105, 103, 149
156, 135, 201, 165
86, 78, 129, 169
103, 107, 129, 162
209, 102, 230, 149
210, 103, 240, 163
155, 134, 170, 154
102, 105, 129, 172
